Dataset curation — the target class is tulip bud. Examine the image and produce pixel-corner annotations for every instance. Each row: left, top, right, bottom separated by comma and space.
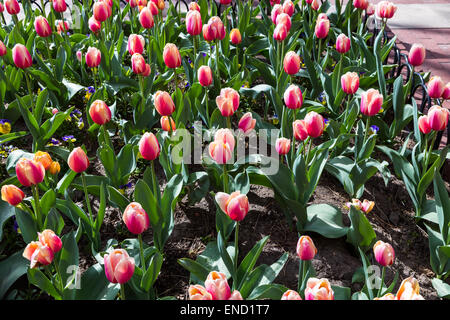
282, 0, 295, 16
0, 41, 6, 57
353, 0, 368, 10
186, 10, 202, 36
89, 16, 102, 34
276, 13, 291, 31
304, 278, 334, 300
76, 50, 82, 62
1, 184, 25, 206
139, 132, 160, 161
238, 112, 256, 134
305, 111, 325, 138
12, 44, 32, 69
93, 1, 109, 22
376, 1, 397, 19
189, 2, 200, 12
49, 161, 61, 175
139, 7, 154, 28
273, 23, 288, 42
129, 0, 138, 8
276, 137, 291, 155
5, 0, 20, 15
52, 0, 67, 12
35, 16, 52, 38
284, 84, 303, 109
341, 72, 360, 95
418, 115, 431, 134
336, 33, 350, 54
230, 28, 242, 45
311, 0, 320, 10
154, 90, 176, 116
131, 53, 146, 74
215, 191, 249, 221
296, 235, 317, 260
360, 89, 383, 116
361, 199, 375, 213
373, 240, 395, 266
89, 100, 111, 125
104, 249, 135, 284
23, 241, 54, 268
189, 285, 213, 300
293, 119, 308, 141
68, 147, 90, 173
396, 277, 424, 300
205, 271, 231, 300
428, 105, 449, 131
34, 151, 52, 170
16, 158, 45, 187
123, 202, 150, 235
128, 34, 145, 55
366, 3, 375, 15
216, 88, 240, 117
160, 116, 176, 132
85, 47, 101, 68
408, 43, 426, 67
163, 43, 181, 69
38, 229, 62, 253
317, 13, 328, 21
442, 83, 450, 100
283, 51, 301, 75
315, 18, 330, 39
271, 4, 283, 24
208, 16, 225, 40
202, 23, 215, 42
427, 76, 445, 99
198, 65, 213, 87
281, 290, 302, 300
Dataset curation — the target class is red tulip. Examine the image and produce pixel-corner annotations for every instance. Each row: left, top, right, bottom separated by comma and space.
198, 65, 213, 87
163, 43, 181, 69
284, 84, 303, 109
208, 16, 226, 40
336, 33, 350, 54
122, 202, 150, 235
282, 0, 295, 16
283, 51, 301, 75
282, 290, 302, 300
428, 105, 449, 131
23, 241, 54, 268
238, 112, 256, 134
5, 0, 19, 15
68, 147, 90, 173
205, 271, 231, 300
276, 13, 291, 31
148, 1, 158, 15
216, 88, 240, 117
154, 90, 176, 116
230, 28, 242, 45
271, 4, 283, 24
85, 47, 101, 68
202, 23, 215, 42
305, 278, 334, 300
52, 0, 67, 13
35, 16, 52, 38
16, 158, 45, 187
408, 43, 426, 67
376, 1, 397, 19
427, 76, 445, 99
315, 18, 330, 39
127, 34, 145, 55
373, 240, 395, 267
12, 44, 32, 69
360, 89, 383, 116
293, 120, 309, 141
93, 0, 110, 22
142, 63, 151, 77
189, 2, 200, 11
160, 116, 176, 132
89, 16, 102, 34
215, 191, 249, 221
0, 41, 6, 57
341, 72, 360, 95
186, 10, 202, 36
131, 53, 146, 74
89, 100, 111, 125
104, 249, 135, 284
311, 0, 319, 10
38, 229, 62, 254
296, 235, 317, 260
214, 128, 236, 151
34, 151, 52, 170
305, 111, 325, 138
273, 23, 287, 42
139, 7, 154, 28
1, 184, 25, 206
189, 285, 213, 300
56, 20, 70, 34
418, 115, 431, 134
353, 0, 369, 10
139, 132, 160, 161
276, 137, 291, 155
441, 83, 450, 100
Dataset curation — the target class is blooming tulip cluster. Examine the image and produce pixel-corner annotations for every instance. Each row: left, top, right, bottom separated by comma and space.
23, 230, 62, 268
418, 105, 449, 134
375, 277, 424, 300
203, 16, 225, 42
189, 271, 243, 300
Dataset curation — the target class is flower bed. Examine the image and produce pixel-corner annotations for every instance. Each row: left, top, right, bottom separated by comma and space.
0, 0, 449, 301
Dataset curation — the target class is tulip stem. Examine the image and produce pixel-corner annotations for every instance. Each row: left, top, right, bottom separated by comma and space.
205, 87, 210, 126
363, 116, 371, 144
148, 29, 152, 65
53, 260, 64, 292
377, 266, 386, 297
1, 13, 6, 26
223, 164, 229, 193
306, 137, 313, 166
317, 38, 322, 61
422, 131, 437, 177
130, 6, 135, 33
24, 71, 33, 106
81, 172, 94, 226
32, 185, 43, 230
234, 221, 239, 274
151, 160, 161, 204
215, 40, 220, 89
120, 284, 126, 300
226, 116, 231, 130
138, 233, 146, 270
193, 35, 197, 71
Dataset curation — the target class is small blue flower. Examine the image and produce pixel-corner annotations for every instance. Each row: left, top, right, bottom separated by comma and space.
13, 217, 18, 233
62, 135, 75, 141
370, 125, 380, 133
49, 138, 61, 145
0, 119, 10, 125
185, 81, 190, 88
324, 118, 329, 124
86, 86, 95, 94
187, 57, 192, 64
202, 52, 206, 57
